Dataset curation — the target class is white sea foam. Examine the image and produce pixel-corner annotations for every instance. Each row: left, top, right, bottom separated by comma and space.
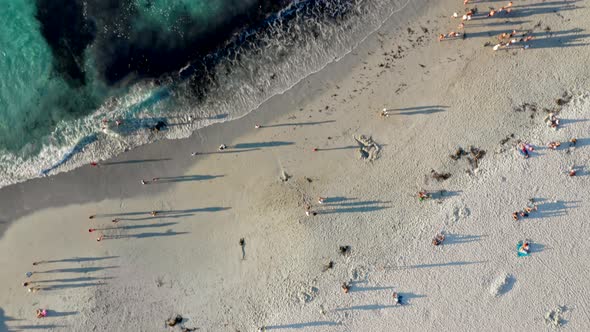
0, 0, 411, 188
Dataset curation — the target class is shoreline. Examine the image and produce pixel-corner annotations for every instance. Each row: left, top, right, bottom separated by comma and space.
3, 0, 590, 330
0, 0, 429, 239
0, 0, 415, 191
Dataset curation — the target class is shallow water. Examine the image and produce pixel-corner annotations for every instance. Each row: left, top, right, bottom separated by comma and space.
0, 0, 407, 187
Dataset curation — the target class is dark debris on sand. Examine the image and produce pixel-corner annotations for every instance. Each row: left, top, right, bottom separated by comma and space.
431, 170, 451, 181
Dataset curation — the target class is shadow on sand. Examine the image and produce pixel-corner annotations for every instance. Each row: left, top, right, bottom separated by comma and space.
320, 198, 391, 214
33, 256, 119, 265
396, 260, 487, 270
151, 175, 224, 183
100, 158, 171, 166
233, 141, 294, 149
262, 120, 336, 128
265, 321, 340, 329
93, 207, 231, 219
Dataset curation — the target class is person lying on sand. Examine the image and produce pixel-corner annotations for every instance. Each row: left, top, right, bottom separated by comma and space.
517, 142, 534, 158
544, 113, 560, 129
518, 241, 530, 256
512, 212, 519, 221
547, 141, 561, 150
439, 31, 463, 41
418, 191, 431, 201
36, 309, 47, 318
432, 233, 445, 246
318, 197, 327, 204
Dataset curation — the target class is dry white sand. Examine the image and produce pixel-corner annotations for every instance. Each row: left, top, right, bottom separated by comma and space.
2, 0, 590, 331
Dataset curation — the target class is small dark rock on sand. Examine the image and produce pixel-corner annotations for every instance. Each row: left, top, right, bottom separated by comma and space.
556, 91, 573, 106
450, 147, 468, 160
322, 261, 335, 272
431, 170, 451, 181
339, 245, 351, 256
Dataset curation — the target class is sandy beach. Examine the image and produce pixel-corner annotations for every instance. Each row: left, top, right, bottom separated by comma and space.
2, 0, 590, 330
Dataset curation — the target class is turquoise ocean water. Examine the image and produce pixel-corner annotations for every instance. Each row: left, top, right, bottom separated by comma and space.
0, 0, 407, 187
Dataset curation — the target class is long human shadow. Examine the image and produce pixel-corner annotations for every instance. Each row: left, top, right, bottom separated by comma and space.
0, 308, 17, 332
265, 321, 339, 329
525, 32, 590, 49
335, 304, 400, 311
349, 285, 396, 293
9, 324, 66, 330
528, 200, 579, 219
571, 137, 590, 149
315, 145, 358, 151
509, 4, 581, 19
529, 242, 546, 254
399, 292, 427, 302
326, 200, 391, 207
468, 28, 583, 40
320, 199, 391, 214
444, 234, 487, 245
200, 148, 261, 155
100, 158, 171, 166
93, 207, 230, 218
92, 222, 177, 231
233, 141, 294, 149
395, 108, 446, 116
388, 106, 448, 111
102, 231, 189, 240
467, 20, 531, 28
262, 120, 336, 127
396, 261, 487, 269
151, 175, 223, 183
118, 214, 193, 221
35, 266, 119, 274
513, 0, 581, 8
33, 256, 118, 265
45, 310, 78, 317
34, 276, 114, 284
44, 283, 105, 291
560, 118, 589, 128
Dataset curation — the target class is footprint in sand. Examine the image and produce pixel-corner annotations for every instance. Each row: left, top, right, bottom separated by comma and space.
448, 205, 470, 225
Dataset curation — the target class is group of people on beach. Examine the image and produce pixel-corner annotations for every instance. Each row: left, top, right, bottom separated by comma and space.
440, 1, 537, 51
